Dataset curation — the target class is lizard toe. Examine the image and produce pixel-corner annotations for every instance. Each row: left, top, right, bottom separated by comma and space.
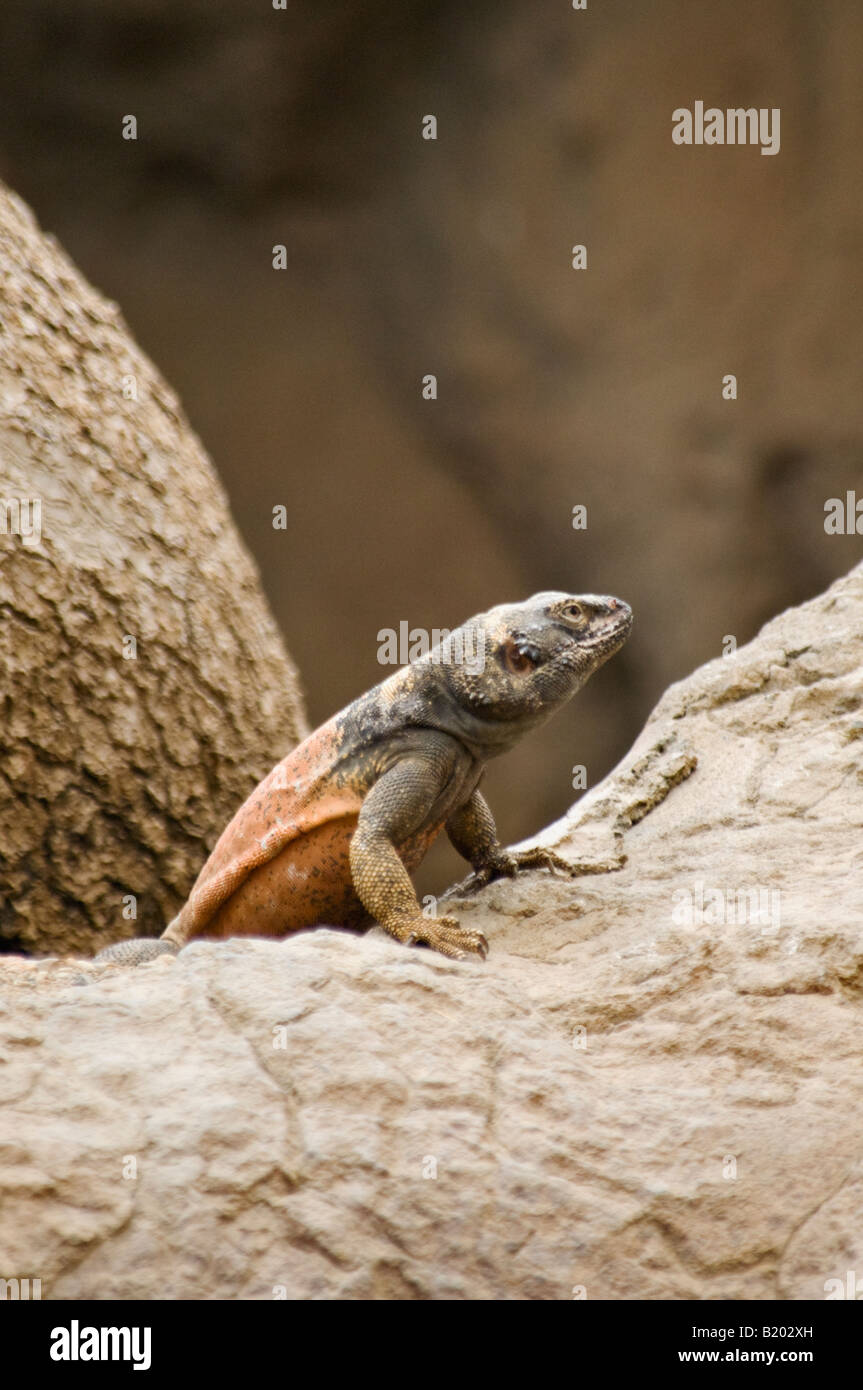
459, 866, 494, 894
511, 847, 576, 878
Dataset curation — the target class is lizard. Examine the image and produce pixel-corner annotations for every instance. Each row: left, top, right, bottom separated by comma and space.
97, 592, 632, 965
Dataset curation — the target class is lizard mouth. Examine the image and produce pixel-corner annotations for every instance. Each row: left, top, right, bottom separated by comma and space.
554, 597, 633, 649
586, 617, 632, 661
587, 600, 633, 645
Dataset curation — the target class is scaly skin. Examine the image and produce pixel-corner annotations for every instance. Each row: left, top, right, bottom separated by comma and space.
96, 592, 632, 964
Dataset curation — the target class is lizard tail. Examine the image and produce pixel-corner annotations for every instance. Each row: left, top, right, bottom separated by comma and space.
95, 937, 180, 966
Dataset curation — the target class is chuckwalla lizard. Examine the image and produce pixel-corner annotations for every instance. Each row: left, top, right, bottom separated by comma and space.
97, 592, 632, 964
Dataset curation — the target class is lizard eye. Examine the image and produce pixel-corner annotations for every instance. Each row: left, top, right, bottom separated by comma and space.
562, 601, 589, 625
501, 638, 540, 675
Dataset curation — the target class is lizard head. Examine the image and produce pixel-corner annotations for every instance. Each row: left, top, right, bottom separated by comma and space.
431, 592, 633, 752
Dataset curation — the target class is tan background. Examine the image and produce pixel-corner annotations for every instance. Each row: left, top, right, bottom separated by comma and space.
1, 0, 860, 890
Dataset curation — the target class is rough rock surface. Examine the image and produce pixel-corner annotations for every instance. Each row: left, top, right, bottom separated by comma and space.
1, 561, 861, 1299
0, 183, 306, 955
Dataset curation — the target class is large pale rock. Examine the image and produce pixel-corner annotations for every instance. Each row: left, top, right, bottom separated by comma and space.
0, 561, 861, 1299
0, 184, 307, 955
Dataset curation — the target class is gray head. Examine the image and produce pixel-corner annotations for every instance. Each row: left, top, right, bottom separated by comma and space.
425, 591, 633, 754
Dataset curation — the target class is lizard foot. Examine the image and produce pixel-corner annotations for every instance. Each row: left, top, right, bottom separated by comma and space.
508, 846, 578, 877
460, 846, 577, 894
95, 938, 180, 967
404, 915, 489, 961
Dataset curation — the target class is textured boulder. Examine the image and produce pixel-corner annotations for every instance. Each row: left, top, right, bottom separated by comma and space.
0, 184, 306, 954
1, 561, 861, 1298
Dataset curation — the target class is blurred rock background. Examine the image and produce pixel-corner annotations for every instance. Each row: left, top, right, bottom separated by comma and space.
0, 0, 860, 889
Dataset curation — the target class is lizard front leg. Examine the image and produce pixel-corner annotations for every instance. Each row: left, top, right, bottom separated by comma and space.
350, 757, 488, 961
446, 788, 577, 892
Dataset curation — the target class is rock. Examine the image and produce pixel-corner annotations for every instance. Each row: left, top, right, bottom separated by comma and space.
1, 561, 861, 1298
0, 183, 306, 954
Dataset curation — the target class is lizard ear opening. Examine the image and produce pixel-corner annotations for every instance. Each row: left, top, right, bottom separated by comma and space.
500, 638, 539, 676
